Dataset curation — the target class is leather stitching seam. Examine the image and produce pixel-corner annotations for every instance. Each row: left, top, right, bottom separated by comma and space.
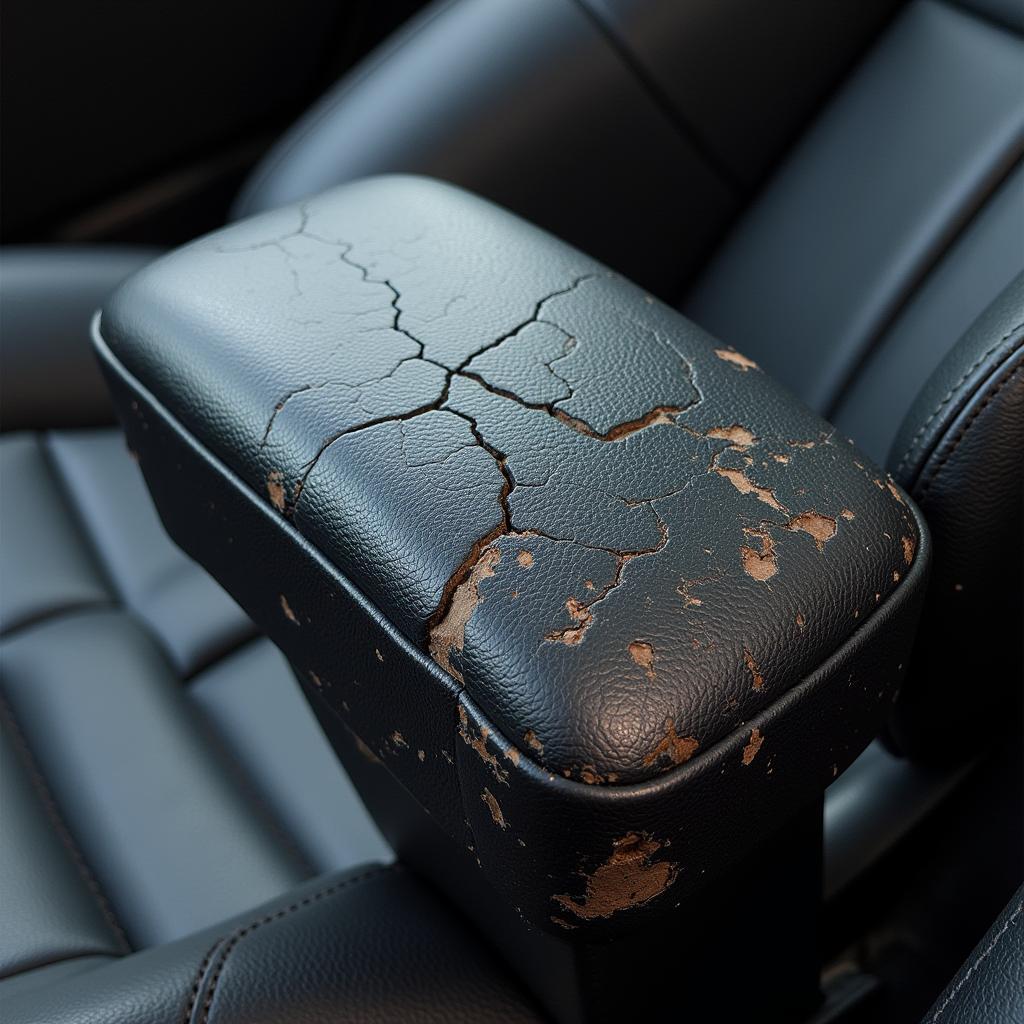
914, 357, 1024, 500
928, 899, 1024, 1021
895, 324, 1024, 480
184, 865, 395, 1024
0, 695, 131, 953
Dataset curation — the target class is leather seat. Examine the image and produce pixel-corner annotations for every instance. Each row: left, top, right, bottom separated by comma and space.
1, 0, 1021, 1017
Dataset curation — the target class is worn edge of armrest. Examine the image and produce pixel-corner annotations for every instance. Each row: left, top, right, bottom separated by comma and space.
92, 317, 931, 936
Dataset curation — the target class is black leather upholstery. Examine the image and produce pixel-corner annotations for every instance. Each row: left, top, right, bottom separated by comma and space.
3, 866, 544, 1024
2, 0, 1023, 1017
888, 274, 1024, 758
0, 408, 389, 981
687, 0, 1024, 434
96, 177, 929, 940
923, 885, 1024, 1024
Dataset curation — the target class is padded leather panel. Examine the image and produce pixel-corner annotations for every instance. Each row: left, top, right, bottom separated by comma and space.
46, 430, 257, 677
0, 435, 111, 635
0, 720, 126, 978
581, 0, 902, 187
0, 248, 159, 431
887, 274, 1024, 759
925, 885, 1024, 1024
3, 867, 543, 1024
235, 0, 734, 296
832, 160, 1024, 464
189, 638, 391, 873
686, 0, 1024, 415
0, 609, 311, 946
0, 420, 390, 971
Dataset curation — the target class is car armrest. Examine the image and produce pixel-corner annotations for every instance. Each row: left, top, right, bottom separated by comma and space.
94, 176, 929, 1017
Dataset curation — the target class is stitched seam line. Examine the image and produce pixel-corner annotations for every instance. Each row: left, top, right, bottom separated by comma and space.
895, 324, 1024, 479
187, 865, 395, 1024
0, 695, 131, 953
929, 899, 1024, 1021
915, 359, 1024, 500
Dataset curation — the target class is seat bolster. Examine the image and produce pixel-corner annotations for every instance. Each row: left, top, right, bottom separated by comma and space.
0, 247, 160, 431
887, 274, 1024, 758
924, 885, 1024, 1024
2, 866, 543, 1024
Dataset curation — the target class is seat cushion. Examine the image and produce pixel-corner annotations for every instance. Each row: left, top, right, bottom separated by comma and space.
0, 428, 389, 976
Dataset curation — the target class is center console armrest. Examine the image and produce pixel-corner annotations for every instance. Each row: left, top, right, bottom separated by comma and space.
95, 177, 929, 1016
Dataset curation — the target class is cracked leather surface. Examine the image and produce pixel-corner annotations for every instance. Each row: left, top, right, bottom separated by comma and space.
98, 177, 929, 933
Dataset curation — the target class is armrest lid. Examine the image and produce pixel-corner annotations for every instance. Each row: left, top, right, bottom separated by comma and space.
99, 177, 928, 931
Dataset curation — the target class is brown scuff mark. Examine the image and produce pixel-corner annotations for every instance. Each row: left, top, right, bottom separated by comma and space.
545, 597, 593, 645
710, 447, 785, 511
308, 670, 322, 688
743, 650, 764, 690
504, 744, 521, 767
772, 453, 791, 464
578, 765, 610, 785
553, 832, 678, 921
742, 728, 764, 765
628, 640, 656, 680
390, 731, 408, 749
517, 550, 534, 568
524, 730, 544, 756
353, 734, 382, 765
481, 788, 508, 829
458, 704, 509, 784
795, 612, 806, 629
901, 536, 915, 565
840, 508, 855, 520
786, 511, 837, 551
892, 571, 901, 583
429, 542, 502, 682
375, 648, 384, 663
266, 470, 287, 512
740, 529, 778, 582
642, 717, 699, 768
280, 594, 299, 624
417, 749, 426, 762
788, 439, 815, 449
677, 581, 703, 608
554, 405, 682, 442
706, 424, 757, 448
544, 519, 669, 648
714, 348, 759, 371
886, 480, 906, 505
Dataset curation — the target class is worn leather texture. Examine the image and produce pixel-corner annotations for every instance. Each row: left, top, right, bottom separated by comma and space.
887, 273, 1024, 760
923, 885, 1024, 1024
3, 866, 543, 1024
98, 176, 929, 935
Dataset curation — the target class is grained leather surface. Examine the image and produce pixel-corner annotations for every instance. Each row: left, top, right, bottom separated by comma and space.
3, 867, 543, 1024
923, 885, 1024, 1024
98, 177, 929, 935
887, 274, 1024, 759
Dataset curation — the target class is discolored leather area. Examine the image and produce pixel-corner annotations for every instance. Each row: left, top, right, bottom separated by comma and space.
98, 177, 929, 933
